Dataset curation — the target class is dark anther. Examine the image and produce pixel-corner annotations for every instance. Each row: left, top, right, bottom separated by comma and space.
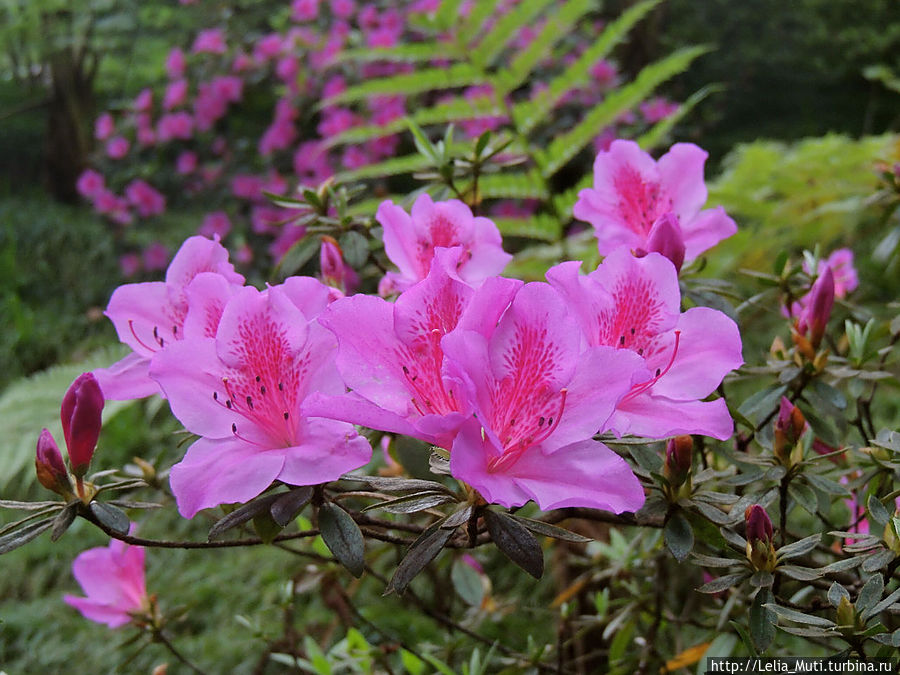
232, 423, 237, 433
283, 412, 289, 420
509, 418, 516, 427
212, 392, 218, 400
255, 375, 261, 382
278, 382, 284, 391
655, 368, 661, 377
226, 400, 233, 409
619, 335, 626, 345
538, 416, 545, 426
402, 365, 409, 374
547, 417, 554, 426
630, 327, 635, 335
246, 396, 254, 409
638, 348, 644, 355
260, 385, 266, 395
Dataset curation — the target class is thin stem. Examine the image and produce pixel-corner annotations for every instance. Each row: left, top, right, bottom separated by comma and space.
153, 630, 207, 675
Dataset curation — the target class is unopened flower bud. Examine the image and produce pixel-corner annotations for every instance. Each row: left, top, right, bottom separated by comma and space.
663, 435, 692, 489
35, 429, 70, 495
319, 235, 359, 296
774, 397, 806, 466
634, 213, 686, 272
60, 372, 105, 478
795, 266, 835, 350
745, 505, 777, 571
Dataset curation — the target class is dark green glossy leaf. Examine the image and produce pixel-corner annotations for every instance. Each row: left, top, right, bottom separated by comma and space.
208, 493, 282, 541
338, 230, 369, 268
318, 502, 365, 578
664, 511, 693, 562
776, 533, 821, 561
269, 487, 314, 527
484, 510, 543, 578
342, 474, 455, 495
628, 444, 662, 472
828, 582, 850, 607
862, 549, 896, 573
777, 565, 822, 581
867, 495, 890, 528
90, 501, 130, 535
50, 501, 77, 542
362, 491, 456, 515
750, 589, 776, 652
387, 523, 453, 595
855, 574, 883, 615
510, 515, 592, 543
0, 518, 53, 555
697, 572, 746, 594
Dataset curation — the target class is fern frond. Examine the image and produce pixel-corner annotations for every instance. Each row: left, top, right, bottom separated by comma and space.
0, 345, 134, 490
512, 0, 664, 134
322, 64, 487, 107
496, 0, 596, 94
469, 0, 556, 69
637, 84, 722, 150
538, 45, 709, 177
474, 170, 549, 200
335, 153, 435, 182
433, 0, 466, 32
334, 43, 457, 64
493, 214, 562, 241
459, 0, 502, 46
325, 97, 504, 149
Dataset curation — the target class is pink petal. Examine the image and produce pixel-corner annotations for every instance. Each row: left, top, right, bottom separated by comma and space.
657, 142, 708, 221
682, 206, 737, 263
169, 436, 286, 518
610, 395, 734, 440
182, 272, 239, 340
277, 418, 372, 485
64, 595, 132, 628
377, 200, 419, 283
450, 420, 530, 508
164, 235, 244, 291
93, 353, 160, 400
105, 282, 173, 357
280, 275, 333, 319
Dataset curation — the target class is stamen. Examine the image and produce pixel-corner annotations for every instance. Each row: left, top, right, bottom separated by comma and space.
246, 395, 254, 410
624, 330, 681, 401
128, 320, 158, 353
488, 389, 568, 473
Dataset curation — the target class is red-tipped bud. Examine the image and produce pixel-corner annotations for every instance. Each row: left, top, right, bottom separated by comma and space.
36, 429, 70, 495
774, 396, 806, 465
663, 435, 693, 489
635, 213, 686, 272
745, 505, 777, 571
60, 372, 105, 478
319, 235, 359, 296
796, 266, 835, 349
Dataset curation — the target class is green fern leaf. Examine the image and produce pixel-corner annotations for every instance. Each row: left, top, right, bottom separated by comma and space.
433, 0, 466, 32
637, 84, 722, 150
335, 153, 435, 183
322, 64, 486, 107
334, 43, 456, 64
496, 0, 596, 94
494, 214, 562, 241
512, 0, 664, 135
469, 0, 556, 69
474, 170, 549, 200
459, 0, 502, 45
0, 344, 134, 490
538, 45, 709, 177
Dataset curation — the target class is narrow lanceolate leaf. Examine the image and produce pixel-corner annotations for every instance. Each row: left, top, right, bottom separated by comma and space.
750, 589, 776, 653
469, 0, 555, 68
697, 572, 747, 594
512, 0, 664, 134
861, 585, 900, 622
691, 553, 742, 568
538, 45, 710, 177
0, 518, 53, 555
270, 486, 314, 527
0, 507, 61, 536
497, 0, 595, 93
90, 501, 130, 535
322, 64, 486, 107
441, 504, 474, 530
387, 523, 454, 595
777, 565, 822, 581
0, 500, 64, 511
318, 502, 365, 578
637, 84, 722, 150
50, 501, 78, 542
362, 491, 456, 514
862, 549, 896, 573
341, 474, 456, 495
664, 511, 694, 562
775, 533, 821, 561
764, 604, 835, 627
867, 495, 890, 527
208, 493, 282, 541
510, 515, 593, 543
484, 510, 544, 578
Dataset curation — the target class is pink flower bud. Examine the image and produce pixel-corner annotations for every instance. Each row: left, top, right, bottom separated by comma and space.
36, 429, 70, 494
663, 435, 692, 488
60, 373, 105, 477
635, 213, 686, 272
797, 266, 835, 349
773, 397, 806, 465
319, 236, 359, 295
744, 505, 773, 545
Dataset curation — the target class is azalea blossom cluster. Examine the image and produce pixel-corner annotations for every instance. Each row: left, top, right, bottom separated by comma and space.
87, 140, 743, 521
76, 0, 681, 275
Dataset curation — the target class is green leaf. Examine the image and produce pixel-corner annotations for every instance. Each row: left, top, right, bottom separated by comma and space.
361, 491, 456, 514
539, 45, 709, 177
341, 474, 455, 495
387, 522, 454, 594
861, 584, 900, 622
628, 444, 663, 472
323, 64, 486, 107
750, 589, 776, 653
338, 230, 369, 268
764, 603, 834, 627
691, 553, 741, 568
272, 235, 320, 281
209, 493, 283, 540
696, 572, 746, 594
867, 495, 890, 528
252, 512, 282, 545
776, 533, 821, 561
50, 501, 77, 542
335, 43, 449, 64
474, 170, 549, 200
789, 482, 818, 516
441, 504, 474, 530
493, 215, 562, 241
0, 518, 53, 555
269, 487, 314, 528
776, 565, 822, 581
804, 473, 851, 497
318, 502, 365, 578
451, 557, 485, 607
90, 501, 130, 535
828, 582, 851, 607
855, 574, 884, 616
484, 509, 544, 578
512, 0, 664, 134
664, 511, 693, 562
336, 153, 433, 183
510, 515, 592, 543
469, 0, 555, 68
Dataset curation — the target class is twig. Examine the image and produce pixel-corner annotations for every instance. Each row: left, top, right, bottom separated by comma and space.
152, 630, 207, 675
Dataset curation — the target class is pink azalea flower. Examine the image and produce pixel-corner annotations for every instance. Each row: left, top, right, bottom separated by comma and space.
376, 194, 512, 295
231, 174, 265, 200
106, 136, 130, 160
94, 236, 245, 400
292, 0, 319, 21
142, 242, 171, 273
125, 180, 166, 218
253, 33, 284, 62
276, 56, 300, 85
309, 248, 521, 449
149, 281, 372, 517
119, 253, 142, 277
259, 120, 297, 155
76, 169, 105, 199
198, 211, 232, 239
135, 118, 156, 146
317, 107, 359, 137
547, 247, 743, 440
795, 266, 834, 350
574, 140, 737, 263
332, 0, 356, 18
193, 84, 228, 132
64, 535, 148, 629
441, 282, 647, 511
640, 97, 679, 123
192, 28, 227, 55
163, 79, 189, 110
133, 88, 153, 112
805, 249, 858, 299
94, 113, 115, 141
322, 75, 347, 99
157, 112, 194, 142
176, 150, 198, 174
212, 75, 243, 103
165, 48, 186, 79
232, 51, 253, 72
590, 59, 618, 89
